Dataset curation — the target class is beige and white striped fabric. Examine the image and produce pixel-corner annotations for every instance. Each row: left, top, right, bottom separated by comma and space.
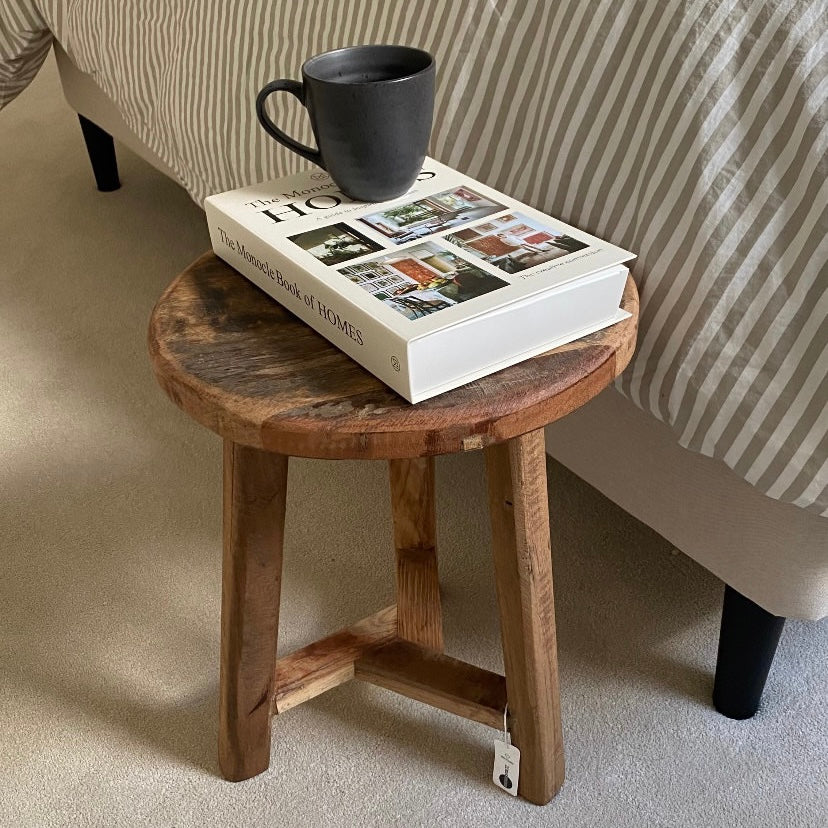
3, 1, 827, 515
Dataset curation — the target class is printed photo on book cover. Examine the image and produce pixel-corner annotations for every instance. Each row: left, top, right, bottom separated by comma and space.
288, 223, 384, 265
358, 186, 508, 245
338, 241, 509, 321
445, 213, 590, 274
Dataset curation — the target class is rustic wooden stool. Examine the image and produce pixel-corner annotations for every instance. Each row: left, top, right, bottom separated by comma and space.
148, 252, 638, 805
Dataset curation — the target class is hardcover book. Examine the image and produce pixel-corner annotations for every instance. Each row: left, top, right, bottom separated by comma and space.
205, 158, 635, 402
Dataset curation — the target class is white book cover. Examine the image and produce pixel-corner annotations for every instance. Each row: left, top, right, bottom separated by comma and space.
204, 157, 635, 402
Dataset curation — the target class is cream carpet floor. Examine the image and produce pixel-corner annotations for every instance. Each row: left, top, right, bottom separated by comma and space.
1, 57, 826, 828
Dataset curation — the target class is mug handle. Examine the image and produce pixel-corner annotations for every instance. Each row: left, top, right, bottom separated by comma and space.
255, 79, 325, 168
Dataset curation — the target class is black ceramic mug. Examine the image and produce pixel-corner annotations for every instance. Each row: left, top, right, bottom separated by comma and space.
256, 45, 435, 202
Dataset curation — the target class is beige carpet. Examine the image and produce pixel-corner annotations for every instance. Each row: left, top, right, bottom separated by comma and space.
1, 56, 826, 828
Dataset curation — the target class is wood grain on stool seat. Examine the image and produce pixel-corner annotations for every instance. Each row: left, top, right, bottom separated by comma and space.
148, 252, 638, 460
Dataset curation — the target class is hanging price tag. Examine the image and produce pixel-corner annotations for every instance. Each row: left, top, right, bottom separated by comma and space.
493, 739, 521, 795
492, 706, 520, 796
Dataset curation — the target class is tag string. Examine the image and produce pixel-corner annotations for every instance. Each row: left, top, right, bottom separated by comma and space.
503, 704, 510, 746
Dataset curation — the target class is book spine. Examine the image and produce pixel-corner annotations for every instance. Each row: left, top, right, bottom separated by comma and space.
204, 203, 412, 400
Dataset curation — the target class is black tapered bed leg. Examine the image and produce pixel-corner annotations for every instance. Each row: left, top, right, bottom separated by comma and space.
712, 585, 786, 719
78, 114, 121, 191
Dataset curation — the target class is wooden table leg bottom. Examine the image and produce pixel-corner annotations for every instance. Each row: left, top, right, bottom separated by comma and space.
219, 440, 288, 781
486, 428, 565, 804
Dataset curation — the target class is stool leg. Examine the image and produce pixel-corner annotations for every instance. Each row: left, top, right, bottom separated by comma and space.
485, 429, 564, 805
389, 457, 443, 651
219, 440, 288, 781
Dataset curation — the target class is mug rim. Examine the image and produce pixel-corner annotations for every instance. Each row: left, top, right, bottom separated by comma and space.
301, 44, 434, 86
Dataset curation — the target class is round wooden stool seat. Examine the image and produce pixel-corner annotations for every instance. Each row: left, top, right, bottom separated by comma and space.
148, 252, 638, 459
